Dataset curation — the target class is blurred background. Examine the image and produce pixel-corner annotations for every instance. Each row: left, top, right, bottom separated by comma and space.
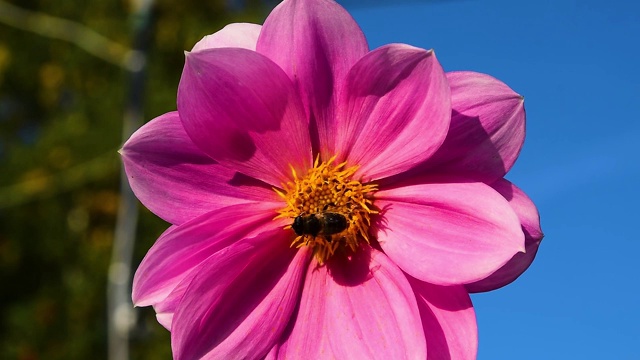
0, 0, 271, 358
1, 0, 638, 359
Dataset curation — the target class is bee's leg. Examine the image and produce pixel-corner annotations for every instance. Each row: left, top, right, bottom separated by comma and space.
324, 235, 332, 243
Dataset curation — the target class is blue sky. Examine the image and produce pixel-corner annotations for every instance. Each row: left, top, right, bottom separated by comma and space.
343, 0, 640, 358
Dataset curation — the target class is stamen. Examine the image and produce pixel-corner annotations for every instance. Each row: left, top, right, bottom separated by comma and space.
276, 156, 377, 264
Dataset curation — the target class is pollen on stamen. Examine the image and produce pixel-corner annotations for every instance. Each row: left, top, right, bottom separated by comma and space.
274, 156, 377, 264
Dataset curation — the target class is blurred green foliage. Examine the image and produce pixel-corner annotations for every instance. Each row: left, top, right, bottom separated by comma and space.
0, 0, 267, 358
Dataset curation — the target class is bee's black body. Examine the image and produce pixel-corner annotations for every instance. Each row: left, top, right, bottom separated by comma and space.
292, 212, 348, 238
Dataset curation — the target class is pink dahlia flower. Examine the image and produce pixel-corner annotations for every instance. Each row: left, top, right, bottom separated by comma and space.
121, 0, 543, 358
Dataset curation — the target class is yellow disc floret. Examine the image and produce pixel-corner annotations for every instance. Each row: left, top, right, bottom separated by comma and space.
275, 156, 377, 264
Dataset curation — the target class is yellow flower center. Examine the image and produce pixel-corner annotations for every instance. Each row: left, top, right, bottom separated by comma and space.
275, 156, 377, 264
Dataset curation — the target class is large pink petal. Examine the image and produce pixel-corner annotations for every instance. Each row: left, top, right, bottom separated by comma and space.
121, 111, 279, 225
256, 0, 368, 156
171, 230, 311, 360
192, 23, 261, 52
132, 201, 284, 308
335, 44, 450, 181
274, 247, 426, 359
374, 178, 525, 285
409, 278, 477, 360
466, 178, 544, 292
425, 71, 526, 182
178, 48, 312, 187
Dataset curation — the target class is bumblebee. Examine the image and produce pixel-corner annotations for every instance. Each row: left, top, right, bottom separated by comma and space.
292, 212, 348, 238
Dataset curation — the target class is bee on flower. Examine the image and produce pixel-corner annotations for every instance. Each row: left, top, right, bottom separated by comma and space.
120, 0, 543, 359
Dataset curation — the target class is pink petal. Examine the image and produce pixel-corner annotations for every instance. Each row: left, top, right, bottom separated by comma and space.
466, 178, 544, 292
275, 247, 426, 359
155, 312, 173, 331
425, 71, 526, 182
171, 230, 311, 360
491, 178, 544, 241
178, 48, 312, 187
192, 23, 261, 52
335, 44, 451, 181
256, 0, 368, 156
409, 278, 477, 360
267, 258, 334, 359
132, 201, 283, 307
374, 178, 525, 285
121, 111, 279, 225
264, 345, 278, 360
